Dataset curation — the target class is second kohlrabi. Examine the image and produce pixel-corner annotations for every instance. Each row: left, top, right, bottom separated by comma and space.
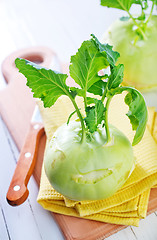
15, 34, 148, 201
101, 0, 157, 91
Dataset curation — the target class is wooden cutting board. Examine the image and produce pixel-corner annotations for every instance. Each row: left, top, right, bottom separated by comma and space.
1, 48, 157, 240
0, 46, 56, 150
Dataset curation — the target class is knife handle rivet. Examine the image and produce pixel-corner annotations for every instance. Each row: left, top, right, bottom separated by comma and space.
13, 185, 20, 191
25, 152, 31, 158
33, 124, 39, 130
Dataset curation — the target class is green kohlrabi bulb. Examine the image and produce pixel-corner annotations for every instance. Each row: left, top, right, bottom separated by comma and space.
44, 120, 135, 201
103, 15, 157, 92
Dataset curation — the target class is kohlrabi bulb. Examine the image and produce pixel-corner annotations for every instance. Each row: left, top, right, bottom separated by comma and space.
44, 120, 135, 201
103, 15, 157, 92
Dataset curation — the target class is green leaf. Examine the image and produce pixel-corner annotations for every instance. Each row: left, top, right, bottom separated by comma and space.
137, 14, 146, 21
85, 100, 106, 133
142, 0, 148, 10
69, 89, 77, 99
70, 87, 85, 97
88, 80, 107, 96
15, 58, 69, 108
69, 34, 120, 94
100, 0, 135, 11
134, 0, 148, 10
86, 97, 96, 105
124, 89, 148, 146
109, 86, 148, 145
107, 64, 124, 90
91, 34, 120, 67
69, 38, 109, 91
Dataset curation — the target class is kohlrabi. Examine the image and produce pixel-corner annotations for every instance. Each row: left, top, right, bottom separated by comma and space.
15, 34, 148, 201
101, 0, 157, 91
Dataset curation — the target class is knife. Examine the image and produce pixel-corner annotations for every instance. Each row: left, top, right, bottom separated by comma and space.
6, 105, 44, 206
6, 54, 61, 206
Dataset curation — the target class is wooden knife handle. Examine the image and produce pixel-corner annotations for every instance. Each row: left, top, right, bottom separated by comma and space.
6, 122, 45, 206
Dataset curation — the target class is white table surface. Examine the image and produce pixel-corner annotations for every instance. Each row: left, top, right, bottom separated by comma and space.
0, 1, 157, 240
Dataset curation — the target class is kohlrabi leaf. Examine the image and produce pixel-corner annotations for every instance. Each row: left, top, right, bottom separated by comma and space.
69, 38, 109, 91
15, 58, 69, 108
15, 35, 147, 146
100, 0, 135, 11
109, 86, 148, 145
91, 34, 120, 67
134, 0, 148, 10
137, 12, 146, 21
69, 34, 120, 95
86, 97, 96, 105
70, 87, 85, 97
88, 80, 107, 96
107, 64, 124, 89
85, 100, 106, 133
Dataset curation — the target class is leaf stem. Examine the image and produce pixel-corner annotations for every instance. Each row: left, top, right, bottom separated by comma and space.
84, 96, 87, 109
145, 1, 154, 25
101, 88, 107, 102
117, 0, 147, 40
67, 109, 77, 125
68, 94, 86, 143
104, 97, 112, 143
126, 10, 147, 40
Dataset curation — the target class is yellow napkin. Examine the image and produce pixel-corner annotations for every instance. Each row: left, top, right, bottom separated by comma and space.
37, 94, 157, 227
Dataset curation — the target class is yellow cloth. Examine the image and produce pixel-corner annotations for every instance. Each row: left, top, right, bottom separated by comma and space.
37, 94, 157, 227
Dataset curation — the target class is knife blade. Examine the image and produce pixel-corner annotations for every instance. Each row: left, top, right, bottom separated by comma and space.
6, 55, 61, 206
